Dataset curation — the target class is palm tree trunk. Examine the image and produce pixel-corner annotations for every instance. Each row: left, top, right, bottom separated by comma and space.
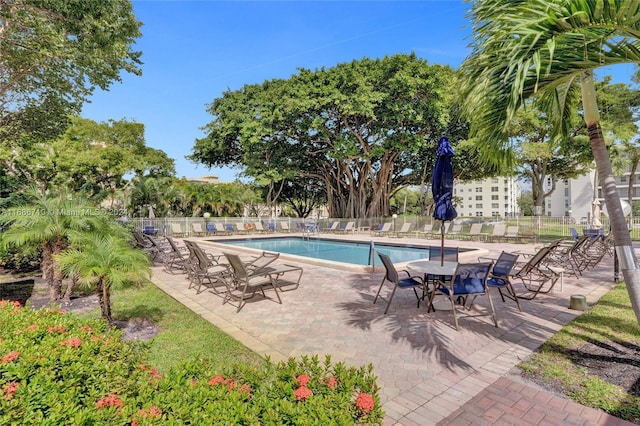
582, 70, 640, 324
96, 279, 112, 324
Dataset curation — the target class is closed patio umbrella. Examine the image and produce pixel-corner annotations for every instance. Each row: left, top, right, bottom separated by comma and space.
432, 135, 457, 265
590, 199, 602, 229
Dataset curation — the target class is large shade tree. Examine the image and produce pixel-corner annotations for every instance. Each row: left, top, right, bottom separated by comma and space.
460, 0, 640, 323
191, 54, 456, 219
0, 0, 142, 146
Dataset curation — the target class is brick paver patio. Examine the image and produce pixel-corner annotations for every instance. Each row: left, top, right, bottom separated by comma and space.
150, 233, 635, 425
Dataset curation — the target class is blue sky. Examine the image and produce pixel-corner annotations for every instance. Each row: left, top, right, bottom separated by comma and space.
81, 1, 637, 182
81, 0, 471, 181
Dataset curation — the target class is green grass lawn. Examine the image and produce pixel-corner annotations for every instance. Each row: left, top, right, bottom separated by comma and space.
519, 282, 640, 423
80, 282, 263, 373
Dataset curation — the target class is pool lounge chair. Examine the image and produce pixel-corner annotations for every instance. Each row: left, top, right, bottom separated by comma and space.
371, 222, 392, 236
323, 221, 339, 233
395, 222, 412, 237
191, 222, 206, 236
222, 252, 282, 312
335, 221, 355, 234
171, 223, 185, 237
512, 246, 562, 300
463, 223, 486, 241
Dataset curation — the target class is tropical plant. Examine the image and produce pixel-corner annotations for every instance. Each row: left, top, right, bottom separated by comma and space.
460, 0, 640, 323
55, 222, 151, 324
0, 191, 105, 301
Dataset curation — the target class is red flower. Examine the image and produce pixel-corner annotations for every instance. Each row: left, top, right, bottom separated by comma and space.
149, 368, 164, 379
355, 393, 375, 413
2, 382, 19, 399
60, 338, 82, 348
294, 386, 312, 401
26, 324, 38, 331
191, 379, 198, 387
296, 374, 311, 386
80, 325, 94, 333
208, 375, 224, 386
138, 405, 162, 419
326, 376, 338, 389
12, 301, 21, 307
96, 393, 123, 410
238, 384, 252, 397
47, 325, 67, 333
2, 351, 19, 363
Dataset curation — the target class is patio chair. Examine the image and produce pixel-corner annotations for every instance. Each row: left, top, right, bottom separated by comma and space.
335, 221, 355, 234
206, 223, 218, 235
222, 252, 282, 312
214, 222, 229, 236
279, 222, 292, 232
481, 251, 521, 312
183, 241, 228, 294
545, 236, 590, 277
245, 251, 280, 274
324, 221, 339, 233
428, 262, 496, 329
425, 247, 459, 294
191, 222, 206, 236
569, 227, 580, 240
163, 237, 190, 274
373, 253, 429, 314
503, 226, 520, 242
486, 224, 506, 242
171, 223, 185, 237
395, 222, 412, 237
448, 223, 463, 239
511, 246, 562, 300
416, 223, 433, 238
371, 222, 392, 236
464, 223, 486, 241
253, 222, 267, 233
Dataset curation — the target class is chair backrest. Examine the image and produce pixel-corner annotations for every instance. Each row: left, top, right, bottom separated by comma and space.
492, 251, 519, 278
224, 252, 249, 279
143, 225, 155, 235
428, 246, 459, 262
491, 224, 506, 236
379, 222, 392, 232
254, 222, 265, 231
344, 222, 354, 230
515, 246, 551, 276
422, 223, 433, 233
250, 251, 279, 272
569, 227, 579, 240
469, 223, 483, 235
206, 223, 217, 233
225, 223, 235, 232
453, 262, 492, 295
398, 223, 411, 233
192, 222, 203, 232
505, 226, 518, 237
377, 253, 398, 282
280, 222, 290, 230
450, 224, 462, 234
330, 222, 339, 230
166, 237, 183, 255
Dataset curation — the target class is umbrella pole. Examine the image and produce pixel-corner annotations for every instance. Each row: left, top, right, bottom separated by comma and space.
440, 222, 445, 266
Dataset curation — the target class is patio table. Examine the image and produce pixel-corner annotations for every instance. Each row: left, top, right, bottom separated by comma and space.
406, 260, 458, 311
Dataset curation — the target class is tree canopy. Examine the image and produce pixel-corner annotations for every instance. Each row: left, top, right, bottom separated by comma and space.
191, 54, 463, 219
0, 0, 142, 147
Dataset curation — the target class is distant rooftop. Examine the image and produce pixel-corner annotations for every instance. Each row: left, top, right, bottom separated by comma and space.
186, 175, 219, 184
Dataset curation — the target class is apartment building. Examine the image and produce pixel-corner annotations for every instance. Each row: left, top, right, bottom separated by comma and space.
453, 177, 521, 218
546, 168, 636, 222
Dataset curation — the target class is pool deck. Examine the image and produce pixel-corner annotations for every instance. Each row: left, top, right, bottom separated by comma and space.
151, 232, 636, 425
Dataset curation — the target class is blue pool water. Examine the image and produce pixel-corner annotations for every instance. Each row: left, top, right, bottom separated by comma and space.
215, 237, 457, 266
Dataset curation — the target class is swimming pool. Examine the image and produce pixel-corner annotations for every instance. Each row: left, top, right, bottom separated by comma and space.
214, 237, 462, 266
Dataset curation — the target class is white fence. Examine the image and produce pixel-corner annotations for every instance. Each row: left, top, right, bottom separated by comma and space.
129, 215, 640, 241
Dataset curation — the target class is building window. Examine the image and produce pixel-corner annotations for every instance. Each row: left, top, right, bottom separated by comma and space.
491, 187, 499, 192
476, 203, 483, 209
476, 195, 483, 201
621, 176, 628, 183
475, 187, 483, 192
492, 178, 499, 183
491, 195, 499, 200
564, 188, 569, 196
491, 203, 499, 208
475, 212, 483, 217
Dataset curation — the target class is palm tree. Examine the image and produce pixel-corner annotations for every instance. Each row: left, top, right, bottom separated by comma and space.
0, 190, 105, 301
460, 0, 640, 323
56, 223, 151, 324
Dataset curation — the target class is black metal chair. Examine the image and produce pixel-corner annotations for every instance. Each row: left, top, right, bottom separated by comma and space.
374, 253, 428, 314
483, 251, 521, 312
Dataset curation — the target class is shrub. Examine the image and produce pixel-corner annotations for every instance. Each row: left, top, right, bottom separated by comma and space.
0, 244, 41, 272
0, 302, 384, 424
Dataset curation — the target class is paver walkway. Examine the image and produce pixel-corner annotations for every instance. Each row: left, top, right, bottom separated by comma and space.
151, 233, 636, 425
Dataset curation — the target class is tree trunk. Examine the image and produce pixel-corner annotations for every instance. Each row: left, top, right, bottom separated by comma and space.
97, 279, 112, 324
62, 271, 78, 304
582, 70, 640, 324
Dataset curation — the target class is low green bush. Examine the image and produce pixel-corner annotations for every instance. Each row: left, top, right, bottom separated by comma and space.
0, 244, 40, 272
0, 302, 384, 424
